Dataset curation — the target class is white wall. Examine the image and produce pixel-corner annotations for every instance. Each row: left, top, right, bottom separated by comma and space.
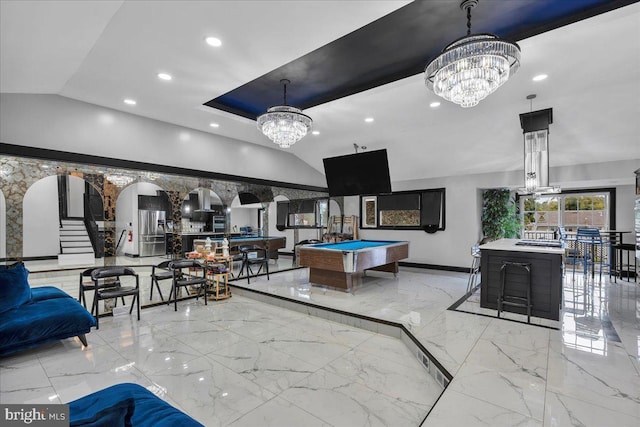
23, 176, 60, 257
344, 159, 639, 269
0, 94, 327, 188
230, 207, 258, 231
0, 190, 5, 258
67, 175, 85, 217
616, 184, 636, 245
115, 182, 163, 256
268, 196, 294, 250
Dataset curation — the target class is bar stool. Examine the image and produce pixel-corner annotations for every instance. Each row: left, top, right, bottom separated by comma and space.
497, 261, 533, 323
572, 228, 607, 281
612, 243, 637, 282
466, 244, 481, 293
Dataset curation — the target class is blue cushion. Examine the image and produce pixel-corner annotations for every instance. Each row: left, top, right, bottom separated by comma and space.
31, 286, 73, 302
0, 262, 31, 314
0, 292, 96, 356
70, 396, 134, 427
69, 384, 204, 427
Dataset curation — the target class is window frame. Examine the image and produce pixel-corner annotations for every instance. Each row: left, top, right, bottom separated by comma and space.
358, 188, 446, 231
518, 188, 616, 236
277, 198, 329, 230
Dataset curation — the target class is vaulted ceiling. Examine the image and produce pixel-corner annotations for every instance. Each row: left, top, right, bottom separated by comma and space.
1, 0, 639, 183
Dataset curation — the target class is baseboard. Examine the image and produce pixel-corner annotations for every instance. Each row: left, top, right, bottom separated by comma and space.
0, 255, 58, 262
399, 261, 468, 273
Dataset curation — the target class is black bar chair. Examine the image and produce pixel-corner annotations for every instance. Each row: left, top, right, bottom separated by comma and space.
466, 244, 481, 293
228, 245, 244, 278
239, 244, 270, 284
80, 267, 124, 315
497, 261, 533, 323
168, 259, 208, 311
90, 266, 140, 329
150, 260, 173, 302
612, 243, 637, 282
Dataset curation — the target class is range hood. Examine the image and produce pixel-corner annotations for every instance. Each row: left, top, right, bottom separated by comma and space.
193, 188, 212, 212
193, 189, 223, 212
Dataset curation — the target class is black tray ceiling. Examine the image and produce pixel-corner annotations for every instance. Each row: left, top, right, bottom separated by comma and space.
204, 0, 636, 120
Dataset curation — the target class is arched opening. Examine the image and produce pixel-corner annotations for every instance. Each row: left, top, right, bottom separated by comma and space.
23, 175, 104, 264
180, 188, 225, 255
115, 182, 169, 257
269, 195, 292, 250
229, 193, 262, 237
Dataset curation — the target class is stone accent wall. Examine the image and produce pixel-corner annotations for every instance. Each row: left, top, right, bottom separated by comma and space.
0, 155, 329, 262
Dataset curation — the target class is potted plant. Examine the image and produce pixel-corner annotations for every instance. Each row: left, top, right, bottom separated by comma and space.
481, 189, 520, 242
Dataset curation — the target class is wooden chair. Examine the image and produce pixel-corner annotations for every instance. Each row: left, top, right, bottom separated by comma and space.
239, 244, 270, 284
90, 266, 140, 329
168, 259, 207, 311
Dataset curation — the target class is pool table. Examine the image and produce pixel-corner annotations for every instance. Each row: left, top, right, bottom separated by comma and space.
298, 240, 409, 291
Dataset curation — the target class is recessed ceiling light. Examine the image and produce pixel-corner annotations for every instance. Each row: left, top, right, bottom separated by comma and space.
532, 74, 548, 82
430, 102, 441, 108
124, 99, 136, 105
157, 73, 172, 81
209, 123, 219, 128
364, 117, 374, 123
312, 131, 320, 135
205, 37, 222, 47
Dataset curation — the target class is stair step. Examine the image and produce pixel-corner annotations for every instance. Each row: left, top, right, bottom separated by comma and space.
60, 229, 87, 236
61, 246, 94, 254
60, 225, 86, 231
60, 236, 91, 242
61, 241, 92, 248
61, 222, 84, 227
58, 253, 95, 266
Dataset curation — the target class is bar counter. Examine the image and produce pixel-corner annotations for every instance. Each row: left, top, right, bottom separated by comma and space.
479, 238, 564, 321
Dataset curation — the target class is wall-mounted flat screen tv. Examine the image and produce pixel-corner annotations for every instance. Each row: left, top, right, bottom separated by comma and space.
323, 149, 392, 197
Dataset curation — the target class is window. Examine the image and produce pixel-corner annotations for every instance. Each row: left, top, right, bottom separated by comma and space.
520, 190, 613, 238
378, 194, 421, 227
277, 199, 328, 229
359, 188, 445, 231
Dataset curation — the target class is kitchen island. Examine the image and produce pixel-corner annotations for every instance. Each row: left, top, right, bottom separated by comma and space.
181, 234, 286, 259
480, 238, 564, 321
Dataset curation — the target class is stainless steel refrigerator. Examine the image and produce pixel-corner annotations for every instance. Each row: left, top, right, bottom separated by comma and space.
139, 210, 166, 257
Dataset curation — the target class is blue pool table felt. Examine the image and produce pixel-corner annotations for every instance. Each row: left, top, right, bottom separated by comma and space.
311, 240, 402, 251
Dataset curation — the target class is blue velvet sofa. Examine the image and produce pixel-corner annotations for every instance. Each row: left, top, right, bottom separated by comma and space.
0, 262, 97, 357
68, 383, 203, 427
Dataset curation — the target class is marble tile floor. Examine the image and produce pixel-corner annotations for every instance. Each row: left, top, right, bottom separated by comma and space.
0, 295, 441, 426
2, 264, 639, 426
230, 268, 640, 426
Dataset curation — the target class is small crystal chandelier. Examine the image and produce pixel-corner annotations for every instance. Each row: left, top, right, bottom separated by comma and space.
105, 174, 134, 187
517, 95, 560, 195
425, 0, 521, 108
257, 79, 312, 148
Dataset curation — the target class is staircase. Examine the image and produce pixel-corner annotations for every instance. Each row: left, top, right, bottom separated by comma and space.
58, 219, 95, 265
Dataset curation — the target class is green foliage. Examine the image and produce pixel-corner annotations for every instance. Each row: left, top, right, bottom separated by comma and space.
482, 189, 521, 240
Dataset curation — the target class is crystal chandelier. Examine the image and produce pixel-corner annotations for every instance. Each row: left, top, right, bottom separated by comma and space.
105, 174, 134, 187
425, 0, 521, 108
517, 95, 560, 195
257, 79, 312, 148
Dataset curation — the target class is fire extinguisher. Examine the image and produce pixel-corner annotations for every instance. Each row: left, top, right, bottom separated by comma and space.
128, 231, 133, 242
